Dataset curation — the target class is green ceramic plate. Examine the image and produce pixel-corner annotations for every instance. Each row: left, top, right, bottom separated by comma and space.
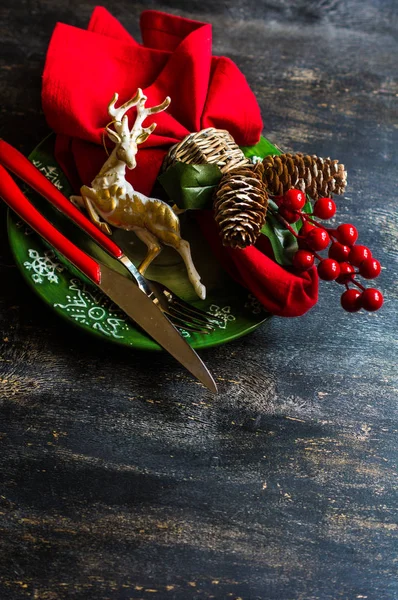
7, 135, 271, 350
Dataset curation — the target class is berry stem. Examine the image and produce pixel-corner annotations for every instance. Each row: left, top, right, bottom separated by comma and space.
351, 279, 366, 291
301, 213, 337, 236
269, 206, 299, 237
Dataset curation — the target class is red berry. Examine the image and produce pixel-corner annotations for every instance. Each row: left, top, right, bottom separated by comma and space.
336, 262, 355, 284
306, 228, 330, 251
329, 242, 351, 261
336, 223, 358, 246
359, 257, 381, 279
298, 237, 309, 249
298, 221, 314, 247
317, 258, 340, 281
273, 195, 284, 207
341, 289, 362, 312
313, 198, 336, 220
360, 288, 383, 311
293, 250, 315, 270
300, 220, 315, 234
349, 245, 372, 266
279, 206, 300, 223
283, 189, 306, 211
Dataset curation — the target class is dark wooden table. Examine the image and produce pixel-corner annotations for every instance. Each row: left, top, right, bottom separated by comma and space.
0, 1, 397, 599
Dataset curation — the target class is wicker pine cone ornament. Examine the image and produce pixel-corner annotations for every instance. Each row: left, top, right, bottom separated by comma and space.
162, 127, 250, 173
262, 153, 347, 200
213, 163, 268, 249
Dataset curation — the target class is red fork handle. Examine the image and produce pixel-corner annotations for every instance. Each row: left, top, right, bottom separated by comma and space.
0, 164, 101, 285
0, 139, 123, 260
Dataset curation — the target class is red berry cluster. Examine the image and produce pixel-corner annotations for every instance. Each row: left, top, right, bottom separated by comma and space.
274, 189, 383, 312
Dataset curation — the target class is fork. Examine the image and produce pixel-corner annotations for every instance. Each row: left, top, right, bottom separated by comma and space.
0, 140, 222, 334
118, 252, 223, 334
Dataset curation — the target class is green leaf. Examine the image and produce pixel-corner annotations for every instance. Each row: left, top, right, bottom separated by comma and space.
241, 135, 282, 159
158, 162, 222, 210
295, 197, 313, 233
260, 211, 299, 266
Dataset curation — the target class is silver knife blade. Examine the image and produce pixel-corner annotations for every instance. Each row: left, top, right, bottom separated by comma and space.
98, 263, 217, 393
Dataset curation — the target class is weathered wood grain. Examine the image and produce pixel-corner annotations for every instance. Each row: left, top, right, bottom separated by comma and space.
0, 1, 397, 599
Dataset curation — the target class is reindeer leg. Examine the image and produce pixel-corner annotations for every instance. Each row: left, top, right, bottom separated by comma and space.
70, 195, 85, 209
171, 204, 186, 216
133, 228, 162, 274
158, 226, 206, 300
83, 196, 112, 235
77, 186, 113, 235
174, 239, 206, 300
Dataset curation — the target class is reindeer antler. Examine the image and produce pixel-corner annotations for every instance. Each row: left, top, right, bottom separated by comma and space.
131, 90, 171, 144
107, 89, 171, 145
108, 90, 142, 123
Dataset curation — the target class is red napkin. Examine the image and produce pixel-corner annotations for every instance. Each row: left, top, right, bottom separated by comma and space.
42, 7, 318, 317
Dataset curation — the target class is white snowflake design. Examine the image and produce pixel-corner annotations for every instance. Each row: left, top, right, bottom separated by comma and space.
31, 160, 64, 190
244, 293, 266, 315
177, 305, 237, 337
178, 329, 192, 338
24, 249, 64, 284
54, 279, 129, 339
16, 220, 34, 236
208, 304, 236, 329
14, 162, 63, 235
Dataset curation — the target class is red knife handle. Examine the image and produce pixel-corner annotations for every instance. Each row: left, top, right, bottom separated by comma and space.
0, 140, 123, 260
0, 165, 101, 285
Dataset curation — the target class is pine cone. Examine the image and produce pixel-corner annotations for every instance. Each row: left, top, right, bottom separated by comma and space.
162, 128, 250, 174
213, 163, 268, 249
262, 153, 347, 200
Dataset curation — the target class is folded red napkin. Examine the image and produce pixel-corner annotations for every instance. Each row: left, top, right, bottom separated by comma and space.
42, 6, 318, 317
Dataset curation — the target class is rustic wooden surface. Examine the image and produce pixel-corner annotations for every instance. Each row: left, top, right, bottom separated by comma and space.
0, 1, 397, 599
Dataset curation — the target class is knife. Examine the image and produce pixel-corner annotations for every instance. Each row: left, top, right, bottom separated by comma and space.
0, 164, 217, 393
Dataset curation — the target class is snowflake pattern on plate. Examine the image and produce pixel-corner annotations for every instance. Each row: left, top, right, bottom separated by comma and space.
54, 279, 129, 339
178, 329, 192, 338
24, 249, 64, 284
244, 293, 266, 315
178, 305, 237, 337
16, 220, 34, 236
208, 304, 236, 329
31, 160, 64, 190
15, 163, 63, 236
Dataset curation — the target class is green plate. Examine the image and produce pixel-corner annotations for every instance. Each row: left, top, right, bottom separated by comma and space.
7, 135, 271, 350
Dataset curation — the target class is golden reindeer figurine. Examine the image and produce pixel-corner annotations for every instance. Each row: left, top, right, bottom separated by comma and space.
71, 89, 206, 299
